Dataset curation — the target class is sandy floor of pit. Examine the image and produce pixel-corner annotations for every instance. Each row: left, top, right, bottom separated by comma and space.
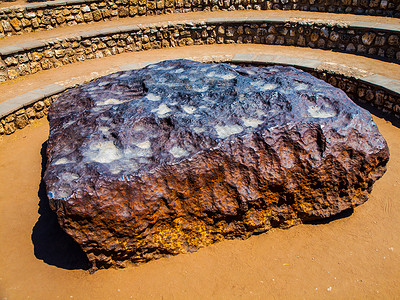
0, 5, 400, 299
0, 106, 400, 299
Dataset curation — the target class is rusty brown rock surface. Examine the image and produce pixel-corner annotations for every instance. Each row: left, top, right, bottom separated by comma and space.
44, 59, 389, 271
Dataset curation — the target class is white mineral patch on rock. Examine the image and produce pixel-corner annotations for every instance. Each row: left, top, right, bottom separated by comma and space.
175, 68, 185, 73
152, 104, 172, 116
54, 157, 73, 165
250, 81, 263, 87
56, 189, 72, 200
136, 140, 151, 149
182, 105, 197, 114
86, 141, 122, 163
159, 66, 174, 70
279, 88, 293, 94
261, 84, 278, 91
109, 161, 139, 174
99, 126, 109, 134
170, 146, 189, 158
193, 127, 205, 134
193, 86, 209, 93
256, 109, 266, 117
295, 83, 309, 90
61, 172, 80, 181
308, 105, 336, 118
221, 74, 237, 80
63, 120, 75, 128
146, 93, 161, 101
98, 98, 123, 106
215, 124, 243, 139
133, 125, 145, 132
124, 147, 152, 158
207, 71, 216, 77
241, 117, 264, 128
98, 81, 109, 86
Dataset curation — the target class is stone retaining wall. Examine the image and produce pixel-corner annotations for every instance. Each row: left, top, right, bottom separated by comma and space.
313, 71, 400, 116
1, 55, 400, 136
0, 0, 398, 38
0, 19, 399, 82
0, 94, 56, 135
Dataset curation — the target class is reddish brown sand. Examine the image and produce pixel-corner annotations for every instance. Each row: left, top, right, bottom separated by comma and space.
0, 108, 400, 299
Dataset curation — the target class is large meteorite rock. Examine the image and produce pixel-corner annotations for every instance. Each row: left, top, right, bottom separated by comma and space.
45, 59, 389, 270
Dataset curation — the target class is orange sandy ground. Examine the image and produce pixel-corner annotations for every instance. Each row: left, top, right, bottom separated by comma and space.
0, 2, 399, 298
0, 112, 399, 299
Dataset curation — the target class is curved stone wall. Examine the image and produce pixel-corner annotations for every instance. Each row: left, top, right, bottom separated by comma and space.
0, 18, 399, 82
0, 0, 398, 38
0, 93, 56, 135
1, 54, 400, 135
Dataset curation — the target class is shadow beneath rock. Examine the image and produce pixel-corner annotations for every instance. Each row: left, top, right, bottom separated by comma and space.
303, 208, 354, 225
31, 141, 91, 270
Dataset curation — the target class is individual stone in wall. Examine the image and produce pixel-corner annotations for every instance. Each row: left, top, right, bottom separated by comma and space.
44, 59, 389, 271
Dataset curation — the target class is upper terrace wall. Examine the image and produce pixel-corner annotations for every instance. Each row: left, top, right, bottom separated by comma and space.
1, 18, 399, 82
0, 0, 399, 38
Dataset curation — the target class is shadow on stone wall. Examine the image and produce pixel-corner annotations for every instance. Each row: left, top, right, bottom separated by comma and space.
355, 99, 400, 129
31, 141, 91, 270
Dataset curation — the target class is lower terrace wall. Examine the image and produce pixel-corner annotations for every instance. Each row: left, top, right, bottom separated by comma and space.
0, 0, 398, 38
0, 20, 399, 82
0, 95, 54, 135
